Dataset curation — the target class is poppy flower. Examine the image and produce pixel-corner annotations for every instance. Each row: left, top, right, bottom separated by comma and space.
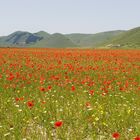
48, 85, 52, 90
112, 132, 120, 139
86, 102, 91, 108
54, 121, 63, 128
120, 87, 125, 91
71, 85, 75, 91
40, 87, 45, 92
15, 97, 20, 101
7, 75, 14, 81
15, 97, 24, 101
27, 101, 34, 108
89, 90, 94, 95
134, 137, 140, 140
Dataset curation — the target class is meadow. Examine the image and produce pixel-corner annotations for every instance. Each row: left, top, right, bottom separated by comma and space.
0, 48, 140, 140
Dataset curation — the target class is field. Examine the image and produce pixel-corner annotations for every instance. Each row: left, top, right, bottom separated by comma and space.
0, 48, 140, 140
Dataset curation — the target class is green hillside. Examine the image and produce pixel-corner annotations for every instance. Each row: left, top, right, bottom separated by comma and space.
30, 33, 77, 48
34, 31, 50, 39
103, 27, 140, 48
66, 30, 125, 47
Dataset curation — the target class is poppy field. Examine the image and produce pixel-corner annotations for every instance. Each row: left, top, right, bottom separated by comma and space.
0, 48, 140, 140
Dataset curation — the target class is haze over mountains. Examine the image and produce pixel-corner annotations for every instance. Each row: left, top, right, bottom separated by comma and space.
0, 27, 140, 48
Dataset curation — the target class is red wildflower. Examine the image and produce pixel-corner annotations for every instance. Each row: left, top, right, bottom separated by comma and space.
71, 85, 75, 91
15, 97, 20, 101
27, 101, 34, 108
86, 102, 91, 108
48, 85, 52, 90
120, 87, 125, 91
7, 75, 14, 81
89, 90, 94, 95
15, 97, 24, 101
112, 132, 120, 139
40, 87, 45, 92
54, 121, 63, 128
134, 137, 140, 140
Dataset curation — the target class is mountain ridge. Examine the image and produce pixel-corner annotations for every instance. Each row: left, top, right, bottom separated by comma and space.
0, 26, 139, 48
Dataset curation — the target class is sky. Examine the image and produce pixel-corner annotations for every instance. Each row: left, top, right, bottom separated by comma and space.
0, 0, 140, 35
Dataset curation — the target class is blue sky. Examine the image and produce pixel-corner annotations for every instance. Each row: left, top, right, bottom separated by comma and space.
0, 0, 140, 35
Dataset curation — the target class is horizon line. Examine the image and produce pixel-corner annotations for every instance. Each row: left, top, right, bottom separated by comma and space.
0, 26, 139, 37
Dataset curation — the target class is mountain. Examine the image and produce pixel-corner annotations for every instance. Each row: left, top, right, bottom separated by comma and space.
104, 27, 140, 48
30, 33, 77, 48
0, 31, 42, 45
66, 30, 125, 47
34, 31, 50, 39
29, 30, 126, 48
0, 31, 77, 48
0, 27, 139, 48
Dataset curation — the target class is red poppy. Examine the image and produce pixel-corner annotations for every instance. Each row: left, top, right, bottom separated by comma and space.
27, 101, 34, 108
7, 75, 14, 81
48, 85, 52, 90
135, 137, 140, 140
15, 97, 20, 101
54, 121, 63, 128
112, 132, 120, 139
120, 87, 125, 91
71, 85, 75, 91
86, 102, 91, 108
89, 90, 94, 95
40, 87, 45, 92
15, 97, 24, 101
